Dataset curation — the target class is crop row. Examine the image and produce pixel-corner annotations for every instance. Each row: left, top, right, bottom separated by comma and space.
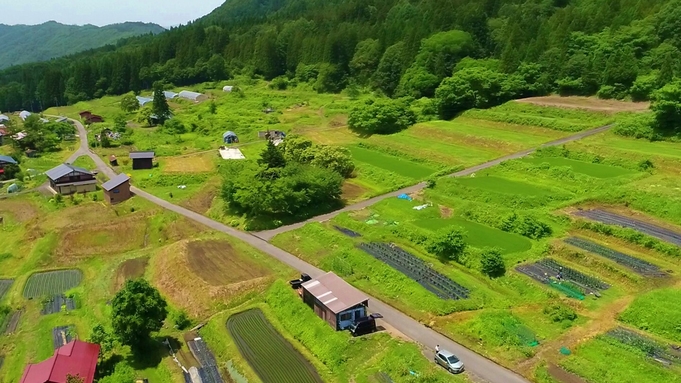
186, 338, 224, 383
334, 225, 362, 238
358, 242, 469, 300
23, 270, 83, 299
575, 209, 681, 246
227, 309, 323, 383
516, 264, 585, 300
538, 258, 610, 291
41, 295, 77, 315
565, 237, 667, 277
0, 280, 13, 301
606, 327, 681, 364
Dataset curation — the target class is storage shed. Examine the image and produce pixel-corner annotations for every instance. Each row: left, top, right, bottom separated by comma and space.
178, 90, 204, 102
45, 163, 97, 195
102, 173, 131, 204
301, 272, 369, 330
129, 151, 155, 170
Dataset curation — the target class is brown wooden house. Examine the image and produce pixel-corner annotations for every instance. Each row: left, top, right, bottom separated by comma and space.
102, 173, 131, 204
79, 111, 104, 124
45, 163, 97, 195
301, 272, 369, 330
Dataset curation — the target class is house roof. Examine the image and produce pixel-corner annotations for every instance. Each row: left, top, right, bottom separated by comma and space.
102, 173, 130, 191
45, 163, 93, 181
178, 90, 202, 100
20, 340, 100, 383
302, 272, 369, 314
0, 155, 17, 164
129, 151, 155, 159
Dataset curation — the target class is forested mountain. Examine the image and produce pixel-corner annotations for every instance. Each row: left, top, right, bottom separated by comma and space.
0, 21, 165, 69
1, 0, 680, 116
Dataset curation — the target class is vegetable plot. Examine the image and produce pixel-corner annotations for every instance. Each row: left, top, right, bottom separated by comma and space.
23, 270, 82, 299
606, 327, 681, 366
565, 237, 667, 277
227, 309, 323, 383
358, 242, 469, 300
575, 209, 681, 246
186, 337, 223, 383
0, 280, 13, 300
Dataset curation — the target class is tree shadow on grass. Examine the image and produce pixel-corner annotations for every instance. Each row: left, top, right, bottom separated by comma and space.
126, 335, 182, 370
96, 354, 124, 379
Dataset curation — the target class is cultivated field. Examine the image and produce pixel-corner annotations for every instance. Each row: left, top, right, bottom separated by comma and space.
23, 270, 83, 299
227, 308, 324, 383
515, 96, 650, 113
112, 256, 149, 291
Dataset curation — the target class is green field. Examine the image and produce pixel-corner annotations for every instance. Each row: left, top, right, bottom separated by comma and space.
0, 280, 12, 300
561, 337, 681, 383
349, 145, 437, 179
456, 176, 557, 196
619, 288, 681, 342
522, 157, 635, 178
415, 217, 532, 254
23, 270, 83, 299
227, 308, 323, 383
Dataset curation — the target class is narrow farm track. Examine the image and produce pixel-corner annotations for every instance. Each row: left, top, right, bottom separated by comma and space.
64, 117, 614, 383
254, 124, 614, 240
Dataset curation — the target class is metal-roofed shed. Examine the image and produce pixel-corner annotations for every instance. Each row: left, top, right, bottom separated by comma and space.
301, 272, 369, 330
102, 173, 131, 204
129, 151, 155, 170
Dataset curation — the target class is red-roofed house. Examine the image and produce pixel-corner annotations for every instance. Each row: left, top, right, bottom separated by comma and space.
20, 340, 100, 383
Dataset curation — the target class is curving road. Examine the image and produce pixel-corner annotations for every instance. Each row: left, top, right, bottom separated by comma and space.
254, 124, 613, 241
66, 118, 612, 383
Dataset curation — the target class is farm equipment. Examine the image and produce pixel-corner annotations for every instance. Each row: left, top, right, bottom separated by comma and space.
289, 273, 312, 289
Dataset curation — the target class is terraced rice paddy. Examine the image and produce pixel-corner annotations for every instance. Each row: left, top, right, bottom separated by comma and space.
23, 270, 83, 299
415, 217, 532, 254
349, 146, 437, 179
522, 157, 634, 178
575, 209, 681, 246
227, 309, 323, 383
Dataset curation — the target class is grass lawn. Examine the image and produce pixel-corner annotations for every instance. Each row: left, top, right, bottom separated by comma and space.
618, 288, 681, 342
561, 337, 681, 383
522, 157, 635, 178
415, 217, 532, 254
349, 145, 437, 180
456, 176, 557, 196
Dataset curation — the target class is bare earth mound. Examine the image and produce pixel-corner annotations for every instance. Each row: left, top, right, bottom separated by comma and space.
113, 257, 149, 291
186, 240, 269, 285
515, 96, 649, 113
152, 239, 273, 316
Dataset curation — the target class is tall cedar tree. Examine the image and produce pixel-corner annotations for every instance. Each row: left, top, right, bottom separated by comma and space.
258, 140, 286, 169
111, 279, 168, 349
151, 87, 171, 125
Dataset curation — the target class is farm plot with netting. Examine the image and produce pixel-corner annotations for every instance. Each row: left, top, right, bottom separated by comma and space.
0, 280, 13, 300
0, 310, 22, 335
334, 225, 362, 238
575, 209, 681, 246
23, 270, 82, 299
186, 337, 224, 383
227, 309, 323, 383
52, 325, 74, 350
606, 327, 681, 366
41, 295, 77, 315
358, 242, 469, 300
565, 237, 667, 277
516, 263, 585, 300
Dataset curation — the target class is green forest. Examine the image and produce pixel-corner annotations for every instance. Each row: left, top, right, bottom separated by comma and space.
1, 0, 680, 126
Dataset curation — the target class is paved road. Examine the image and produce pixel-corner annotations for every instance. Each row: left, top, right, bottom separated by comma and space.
254, 123, 614, 241
61, 116, 530, 383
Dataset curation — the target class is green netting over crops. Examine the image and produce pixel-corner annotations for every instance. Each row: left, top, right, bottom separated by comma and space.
549, 281, 585, 300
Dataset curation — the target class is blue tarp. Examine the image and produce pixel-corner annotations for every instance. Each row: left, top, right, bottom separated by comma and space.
397, 193, 412, 201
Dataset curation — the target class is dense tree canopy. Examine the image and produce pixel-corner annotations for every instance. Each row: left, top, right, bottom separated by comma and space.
0, 0, 680, 114
348, 98, 416, 134
111, 279, 168, 349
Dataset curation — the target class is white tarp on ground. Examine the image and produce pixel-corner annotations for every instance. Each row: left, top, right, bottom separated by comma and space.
219, 147, 245, 160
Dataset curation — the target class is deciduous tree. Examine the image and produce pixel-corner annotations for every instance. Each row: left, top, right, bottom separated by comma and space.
120, 93, 139, 113
348, 98, 416, 134
426, 227, 467, 262
111, 279, 168, 349
480, 248, 506, 278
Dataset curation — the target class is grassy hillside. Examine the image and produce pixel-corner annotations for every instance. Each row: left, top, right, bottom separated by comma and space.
0, 21, 164, 69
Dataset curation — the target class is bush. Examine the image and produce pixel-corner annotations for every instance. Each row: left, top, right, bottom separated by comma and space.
480, 248, 505, 277
500, 213, 553, 239
638, 159, 654, 171
543, 304, 577, 324
172, 310, 191, 330
269, 76, 289, 90
612, 113, 657, 140
426, 227, 467, 262
348, 98, 416, 134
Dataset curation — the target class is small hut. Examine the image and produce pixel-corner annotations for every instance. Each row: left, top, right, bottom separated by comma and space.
109, 155, 118, 166
222, 131, 239, 144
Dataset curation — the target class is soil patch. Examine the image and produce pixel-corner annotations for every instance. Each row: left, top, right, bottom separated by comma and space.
56, 215, 147, 258
0, 200, 38, 223
181, 184, 218, 214
186, 240, 269, 286
439, 205, 453, 218
113, 257, 149, 292
516, 96, 649, 113
547, 363, 587, 383
341, 182, 366, 202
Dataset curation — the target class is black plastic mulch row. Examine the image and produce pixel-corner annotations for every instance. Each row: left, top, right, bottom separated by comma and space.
52, 325, 74, 350
41, 295, 76, 315
334, 225, 362, 238
576, 209, 681, 246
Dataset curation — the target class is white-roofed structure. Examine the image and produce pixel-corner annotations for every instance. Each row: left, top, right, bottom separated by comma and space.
19, 111, 31, 121
219, 147, 245, 160
163, 91, 178, 99
136, 96, 153, 106
178, 90, 204, 101
0, 114, 9, 123
223, 86, 233, 92
301, 272, 369, 330
40, 118, 49, 123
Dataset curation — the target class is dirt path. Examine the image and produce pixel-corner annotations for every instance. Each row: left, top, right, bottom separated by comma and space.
516, 295, 635, 376
253, 124, 613, 241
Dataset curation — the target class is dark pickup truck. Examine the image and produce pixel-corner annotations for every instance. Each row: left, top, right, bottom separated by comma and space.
289, 273, 312, 289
